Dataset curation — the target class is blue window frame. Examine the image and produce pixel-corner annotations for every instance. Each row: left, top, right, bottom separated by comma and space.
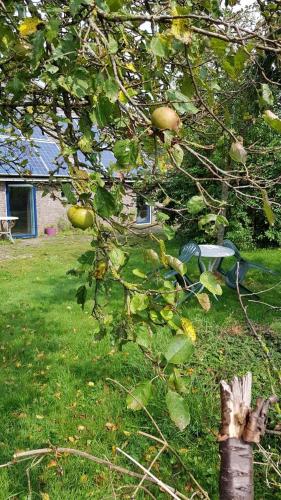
136, 198, 152, 225
6, 184, 38, 238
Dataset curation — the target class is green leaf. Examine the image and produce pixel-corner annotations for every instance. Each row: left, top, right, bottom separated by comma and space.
109, 246, 126, 268
210, 38, 228, 57
222, 45, 252, 80
108, 34, 118, 54
78, 135, 93, 153
263, 110, 281, 134
180, 75, 194, 98
164, 335, 193, 365
135, 323, 152, 349
163, 224, 175, 241
130, 293, 149, 314
113, 139, 139, 169
90, 96, 117, 127
166, 255, 187, 276
161, 280, 176, 305
166, 90, 199, 115
93, 186, 118, 218
170, 144, 184, 167
58, 68, 91, 98
76, 285, 87, 310
6, 74, 26, 99
78, 251, 95, 265
132, 268, 147, 279
104, 77, 119, 103
105, 0, 123, 11
32, 30, 45, 66
61, 183, 76, 204
168, 369, 188, 394
70, 0, 92, 15
166, 390, 190, 430
150, 35, 170, 58
200, 271, 222, 296
198, 213, 228, 234
156, 211, 170, 223
259, 84, 274, 108
126, 381, 152, 410
186, 195, 205, 214
262, 190, 275, 226
160, 306, 174, 321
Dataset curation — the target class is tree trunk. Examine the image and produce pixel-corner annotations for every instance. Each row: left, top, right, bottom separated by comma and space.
219, 373, 277, 500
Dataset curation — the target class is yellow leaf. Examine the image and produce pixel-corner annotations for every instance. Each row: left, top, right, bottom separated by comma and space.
105, 422, 118, 431
40, 494, 50, 500
36, 415, 44, 420
47, 460, 58, 468
171, 8, 192, 44
19, 17, 42, 37
196, 293, 211, 312
68, 436, 76, 443
80, 474, 88, 483
126, 62, 136, 72
179, 448, 188, 455
94, 261, 107, 280
77, 425, 86, 432
181, 318, 196, 343
118, 91, 127, 103
262, 189, 275, 226
87, 381, 95, 387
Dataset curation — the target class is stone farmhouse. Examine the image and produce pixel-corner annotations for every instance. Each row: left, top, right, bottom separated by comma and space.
0, 129, 154, 238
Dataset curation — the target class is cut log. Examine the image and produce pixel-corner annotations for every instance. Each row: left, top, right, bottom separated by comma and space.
219, 372, 278, 500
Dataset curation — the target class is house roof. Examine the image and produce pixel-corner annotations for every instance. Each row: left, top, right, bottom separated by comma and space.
0, 126, 115, 179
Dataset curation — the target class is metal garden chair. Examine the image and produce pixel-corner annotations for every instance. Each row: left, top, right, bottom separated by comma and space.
217, 239, 278, 297
164, 240, 205, 303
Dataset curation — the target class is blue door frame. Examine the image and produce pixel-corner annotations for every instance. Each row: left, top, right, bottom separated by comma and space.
6, 184, 38, 238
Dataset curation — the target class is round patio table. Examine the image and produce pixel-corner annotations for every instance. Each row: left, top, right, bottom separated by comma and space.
0, 216, 18, 243
195, 244, 235, 271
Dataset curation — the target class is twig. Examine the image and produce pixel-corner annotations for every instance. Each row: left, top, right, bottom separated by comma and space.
132, 444, 167, 498
116, 447, 186, 500
138, 431, 210, 500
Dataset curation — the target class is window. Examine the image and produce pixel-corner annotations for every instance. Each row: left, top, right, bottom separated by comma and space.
136, 197, 152, 225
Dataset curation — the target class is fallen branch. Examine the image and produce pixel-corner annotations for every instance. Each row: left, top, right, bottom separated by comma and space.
1, 446, 188, 499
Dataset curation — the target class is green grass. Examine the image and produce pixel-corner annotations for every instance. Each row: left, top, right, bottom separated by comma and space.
0, 235, 280, 499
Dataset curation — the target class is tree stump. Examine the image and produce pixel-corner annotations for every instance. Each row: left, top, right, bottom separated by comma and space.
219, 372, 277, 500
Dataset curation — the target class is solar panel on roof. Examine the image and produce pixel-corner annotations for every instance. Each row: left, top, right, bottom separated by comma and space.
0, 133, 70, 177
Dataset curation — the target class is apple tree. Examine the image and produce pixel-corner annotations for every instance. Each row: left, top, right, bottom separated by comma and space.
0, 0, 280, 432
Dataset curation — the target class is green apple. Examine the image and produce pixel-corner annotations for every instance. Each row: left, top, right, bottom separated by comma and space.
151, 106, 180, 131
67, 206, 94, 230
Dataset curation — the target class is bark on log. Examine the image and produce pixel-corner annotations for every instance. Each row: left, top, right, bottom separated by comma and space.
219, 372, 277, 500
219, 438, 253, 500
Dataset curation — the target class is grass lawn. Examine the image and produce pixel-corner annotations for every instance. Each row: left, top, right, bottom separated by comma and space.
0, 235, 280, 499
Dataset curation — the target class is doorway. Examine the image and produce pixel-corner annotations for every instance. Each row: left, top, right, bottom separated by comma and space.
6, 184, 37, 237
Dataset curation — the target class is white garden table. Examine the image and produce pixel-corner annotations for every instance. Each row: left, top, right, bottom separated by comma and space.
195, 244, 235, 272
0, 216, 18, 243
